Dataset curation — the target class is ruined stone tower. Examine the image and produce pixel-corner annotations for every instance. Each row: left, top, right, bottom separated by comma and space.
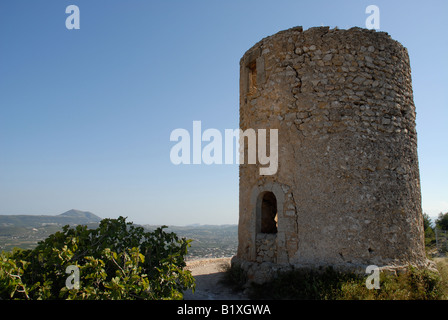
233, 26, 431, 283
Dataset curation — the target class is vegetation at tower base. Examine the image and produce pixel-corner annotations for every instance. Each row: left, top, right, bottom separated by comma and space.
223, 262, 448, 300
222, 213, 448, 300
0, 217, 195, 300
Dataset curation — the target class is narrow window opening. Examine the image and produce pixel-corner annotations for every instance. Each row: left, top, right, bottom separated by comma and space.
261, 192, 278, 234
248, 60, 257, 94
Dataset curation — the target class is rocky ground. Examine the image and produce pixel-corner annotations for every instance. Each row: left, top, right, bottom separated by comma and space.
183, 258, 247, 300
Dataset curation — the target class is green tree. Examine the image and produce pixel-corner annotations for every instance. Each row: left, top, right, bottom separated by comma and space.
423, 213, 434, 231
0, 217, 195, 300
436, 212, 448, 231
423, 212, 435, 239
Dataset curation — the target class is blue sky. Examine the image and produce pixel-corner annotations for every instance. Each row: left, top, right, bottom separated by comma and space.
0, 0, 447, 225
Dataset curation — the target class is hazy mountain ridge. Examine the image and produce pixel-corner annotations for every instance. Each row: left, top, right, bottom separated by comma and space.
0, 209, 102, 228
0, 210, 103, 251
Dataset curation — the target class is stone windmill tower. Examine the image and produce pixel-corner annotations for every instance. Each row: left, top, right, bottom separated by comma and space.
233, 26, 432, 283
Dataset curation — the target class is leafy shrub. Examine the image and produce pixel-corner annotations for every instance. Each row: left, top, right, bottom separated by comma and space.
226, 265, 445, 300
0, 217, 195, 300
249, 267, 363, 300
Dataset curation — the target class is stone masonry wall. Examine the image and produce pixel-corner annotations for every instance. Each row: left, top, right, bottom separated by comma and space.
234, 26, 432, 283
256, 234, 277, 263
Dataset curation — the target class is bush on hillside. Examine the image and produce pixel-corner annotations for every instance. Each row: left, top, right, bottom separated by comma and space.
0, 216, 195, 300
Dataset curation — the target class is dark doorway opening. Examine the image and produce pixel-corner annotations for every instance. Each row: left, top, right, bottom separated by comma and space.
261, 192, 278, 234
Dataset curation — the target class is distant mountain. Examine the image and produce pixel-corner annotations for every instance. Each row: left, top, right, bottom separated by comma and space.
0, 210, 103, 251
59, 209, 101, 221
0, 210, 102, 228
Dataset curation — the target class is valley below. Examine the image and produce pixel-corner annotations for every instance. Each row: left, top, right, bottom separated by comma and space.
0, 211, 238, 260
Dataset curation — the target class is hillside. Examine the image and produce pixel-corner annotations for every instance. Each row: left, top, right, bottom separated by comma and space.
0, 210, 102, 251
0, 213, 238, 259
0, 209, 102, 228
144, 224, 238, 260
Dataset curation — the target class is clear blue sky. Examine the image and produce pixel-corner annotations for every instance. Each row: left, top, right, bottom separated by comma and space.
0, 0, 447, 225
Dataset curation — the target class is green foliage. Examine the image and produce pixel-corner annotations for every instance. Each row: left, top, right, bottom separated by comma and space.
423, 213, 434, 233
423, 213, 436, 250
0, 249, 33, 299
435, 257, 448, 299
0, 217, 195, 300
229, 265, 445, 300
425, 212, 448, 255
436, 212, 448, 231
249, 267, 363, 300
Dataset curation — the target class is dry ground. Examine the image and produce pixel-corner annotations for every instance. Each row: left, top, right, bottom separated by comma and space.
183, 258, 247, 300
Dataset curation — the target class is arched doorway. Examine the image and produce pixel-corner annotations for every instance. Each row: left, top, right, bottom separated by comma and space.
249, 183, 286, 263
